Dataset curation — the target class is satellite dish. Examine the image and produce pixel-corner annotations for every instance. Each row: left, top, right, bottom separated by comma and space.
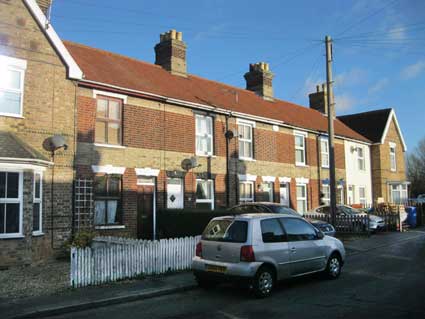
225, 130, 234, 139
50, 135, 68, 151
181, 158, 192, 171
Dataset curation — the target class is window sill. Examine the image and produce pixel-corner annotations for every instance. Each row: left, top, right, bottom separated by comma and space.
0, 234, 24, 239
196, 154, 217, 158
321, 166, 329, 169
239, 158, 256, 162
295, 163, 308, 167
95, 225, 126, 230
0, 113, 24, 119
32, 231, 44, 237
94, 143, 126, 149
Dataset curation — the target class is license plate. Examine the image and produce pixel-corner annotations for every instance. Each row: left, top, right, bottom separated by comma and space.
205, 264, 226, 273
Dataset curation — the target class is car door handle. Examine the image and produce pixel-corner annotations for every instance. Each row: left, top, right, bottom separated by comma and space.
290, 247, 296, 252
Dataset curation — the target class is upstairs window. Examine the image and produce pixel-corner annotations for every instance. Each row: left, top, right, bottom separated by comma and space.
390, 144, 397, 171
0, 55, 27, 117
95, 96, 122, 145
320, 138, 329, 168
195, 114, 213, 156
294, 132, 307, 166
357, 146, 365, 170
238, 120, 254, 160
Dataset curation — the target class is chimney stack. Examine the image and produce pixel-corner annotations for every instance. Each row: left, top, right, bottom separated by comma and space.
309, 83, 329, 115
244, 62, 274, 101
154, 29, 187, 77
36, 0, 52, 16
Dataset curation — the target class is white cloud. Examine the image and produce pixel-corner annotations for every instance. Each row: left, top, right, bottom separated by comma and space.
334, 94, 356, 112
387, 24, 407, 41
334, 68, 368, 88
302, 75, 325, 97
193, 23, 227, 41
368, 78, 390, 95
401, 60, 425, 79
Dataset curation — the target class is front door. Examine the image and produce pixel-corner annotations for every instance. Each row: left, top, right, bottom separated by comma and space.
167, 178, 184, 209
280, 183, 289, 207
137, 185, 154, 239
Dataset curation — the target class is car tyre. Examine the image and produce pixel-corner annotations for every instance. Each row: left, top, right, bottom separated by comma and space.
324, 253, 342, 280
252, 266, 275, 298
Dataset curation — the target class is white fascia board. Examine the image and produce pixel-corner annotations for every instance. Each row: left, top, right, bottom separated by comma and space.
135, 167, 160, 177
238, 174, 257, 182
380, 109, 407, 151
92, 165, 126, 175
24, 0, 83, 79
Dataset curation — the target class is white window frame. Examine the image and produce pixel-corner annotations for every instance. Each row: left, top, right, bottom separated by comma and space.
239, 181, 254, 203
357, 146, 365, 171
0, 55, 27, 118
0, 170, 24, 238
196, 179, 214, 209
389, 143, 397, 172
261, 182, 274, 202
296, 183, 308, 214
195, 114, 214, 156
32, 171, 43, 235
294, 131, 307, 166
358, 186, 366, 206
390, 184, 408, 204
320, 137, 329, 168
237, 119, 255, 160
321, 184, 330, 205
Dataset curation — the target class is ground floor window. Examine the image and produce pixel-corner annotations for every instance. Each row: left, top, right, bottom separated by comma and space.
321, 184, 330, 206
337, 187, 344, 205
347, 185, 354, 205
296, 183, 308, 214
196, 179, 214, 209
260, 182, 274, 202
0, 171, 22, 237
239, 181, 254, 203
94, 175, 122, 225
358, 186, 367, 206
390, 184, 408, 204
33, 171, 43, 234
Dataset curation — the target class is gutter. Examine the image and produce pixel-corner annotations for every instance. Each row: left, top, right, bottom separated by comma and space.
78, 79, 371, 145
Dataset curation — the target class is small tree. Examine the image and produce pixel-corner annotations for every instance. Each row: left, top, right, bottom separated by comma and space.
407, 137, 425, 197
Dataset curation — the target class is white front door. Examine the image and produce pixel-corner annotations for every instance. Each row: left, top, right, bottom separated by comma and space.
167, 178, 184, 208
280, 183, 290, 207
347, 185, 354, 205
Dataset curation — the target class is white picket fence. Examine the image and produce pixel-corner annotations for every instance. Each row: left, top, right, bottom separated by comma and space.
70, 236, 201, 288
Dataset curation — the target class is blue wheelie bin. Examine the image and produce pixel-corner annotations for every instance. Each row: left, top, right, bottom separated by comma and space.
405, 206, 417, 228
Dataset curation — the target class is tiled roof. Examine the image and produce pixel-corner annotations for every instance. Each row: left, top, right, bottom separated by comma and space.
338, 108, 392, 143
0, 132, 48, 161
64, 41, 370, 143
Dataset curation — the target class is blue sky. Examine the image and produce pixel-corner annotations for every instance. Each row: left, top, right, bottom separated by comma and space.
51, 0, 425, 150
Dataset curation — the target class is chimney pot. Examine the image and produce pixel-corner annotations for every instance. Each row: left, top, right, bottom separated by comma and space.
176, 31, 183, 41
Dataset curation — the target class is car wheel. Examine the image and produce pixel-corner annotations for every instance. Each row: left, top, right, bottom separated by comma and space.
252, 266, 275, 298
324, 254, 342, 279
195, 274, 217, 289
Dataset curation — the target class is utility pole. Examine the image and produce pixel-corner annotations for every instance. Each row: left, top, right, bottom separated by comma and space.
325, 35, 337, 226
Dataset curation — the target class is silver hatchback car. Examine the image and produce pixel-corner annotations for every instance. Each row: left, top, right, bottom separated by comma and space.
192, 213, 346, 297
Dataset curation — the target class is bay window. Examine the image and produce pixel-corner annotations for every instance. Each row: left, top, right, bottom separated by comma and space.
390, 184, 408, 204
0, 171, 22, 237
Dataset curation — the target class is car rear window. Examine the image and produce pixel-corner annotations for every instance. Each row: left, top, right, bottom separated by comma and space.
202, 219, 248, 243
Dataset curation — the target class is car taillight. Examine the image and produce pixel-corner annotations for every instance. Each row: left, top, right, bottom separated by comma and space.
196, 242, 202, 257
240, 245, 255, 262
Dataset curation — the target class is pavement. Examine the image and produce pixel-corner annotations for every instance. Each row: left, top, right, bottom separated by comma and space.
2, 228, 424, 319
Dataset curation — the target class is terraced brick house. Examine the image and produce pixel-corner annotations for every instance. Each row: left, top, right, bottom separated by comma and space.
0, 0, 82, 266
64, 30, 372, 239
338, 108, 408, 204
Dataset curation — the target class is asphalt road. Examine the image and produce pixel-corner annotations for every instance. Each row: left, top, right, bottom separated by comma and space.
51, 231, 425, 319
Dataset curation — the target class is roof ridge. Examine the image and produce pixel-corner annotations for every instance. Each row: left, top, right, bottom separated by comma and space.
338, 108, 392, 118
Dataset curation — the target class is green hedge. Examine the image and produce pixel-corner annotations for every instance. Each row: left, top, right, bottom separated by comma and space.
156, 208, 231, 238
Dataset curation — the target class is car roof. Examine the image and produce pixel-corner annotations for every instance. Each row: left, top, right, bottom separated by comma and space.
233, 202, 287, 207
211, 213, 299, 221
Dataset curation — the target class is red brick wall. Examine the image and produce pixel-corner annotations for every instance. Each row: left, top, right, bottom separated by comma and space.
335, 143, 345, 169
77, 96, 96, 143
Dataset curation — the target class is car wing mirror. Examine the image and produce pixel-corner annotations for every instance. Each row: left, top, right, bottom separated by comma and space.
316, 231, 324, 239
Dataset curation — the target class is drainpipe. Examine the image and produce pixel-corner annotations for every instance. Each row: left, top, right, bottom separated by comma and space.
225, 116, 230, 207
317, 135, 322, 206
